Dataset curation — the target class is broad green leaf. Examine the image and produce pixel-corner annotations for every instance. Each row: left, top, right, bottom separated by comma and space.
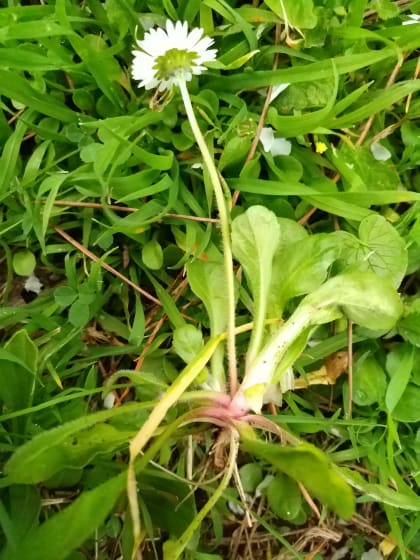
353, 354, 387, 406
0, 330, 38, 434
218, 136, 251, 172
303, 271, 403, 331
2, 404, 149, 486
392, 384, 420, 423
0, 70, 77, 122
266, 63, 338, 137
12, 250, 36, 276
243, 271, 402, 412
396, 298, 420, 347
385, 343, 414, 413
266, 473, 302, 521
0, 486, 41, 558
54, 286, 78, 307
173, 325, 204, 365
232, 206, 280, 365
0, 20, 71, 41
186, 259, 228, 389
372, 0, 399, 19
172, 325, 209, 386
68, 300, 90, 328
5, 473, 126, 560
264, 0, 317, 29
342, 467, 420, 510
328, 81, 420, 129
139, 470, 196, 537
228, 178, 373, 221
269, 233, 338, 314
331, 144, 399, 192
336, 215, 407, 288
142, 238, 164, 270
4, 422, 133, 485
238, 463, 263, 494
240, 437, 355, 519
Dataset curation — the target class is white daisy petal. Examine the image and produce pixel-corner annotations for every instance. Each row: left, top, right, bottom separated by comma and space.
269, 83, 290, 103
260, 126, 292, 156
259, 126, 275, 152
270, 137, 292, 156
188, 27, 204, 47
402, 13, 420, 25
166, 20, 176, 35
132, 19, 217, 92
370, 141, 391, 161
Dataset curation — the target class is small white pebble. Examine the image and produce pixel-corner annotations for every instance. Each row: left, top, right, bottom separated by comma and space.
362, 549, 383, 560
103, 392, 116, 409
332, 547, 349, 560
370, 141, 391, 161
228, 501, 245, 516
24, 274, 43, 294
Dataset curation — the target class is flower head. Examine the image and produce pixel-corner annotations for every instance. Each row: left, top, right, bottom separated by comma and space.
132, 20, 217, 92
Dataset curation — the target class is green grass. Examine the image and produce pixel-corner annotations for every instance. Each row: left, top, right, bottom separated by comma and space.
1, 1, 420, 559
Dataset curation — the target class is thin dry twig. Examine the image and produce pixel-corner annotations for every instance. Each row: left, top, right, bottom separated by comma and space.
51, 223, 161, 305
356, 55, 406, 147
232, 23, 282, 206
346, 320, 353, 419
298, 481, 321, 519
352, 514, 420, 560
405, 55, 420, 113
43, 199, 220, 223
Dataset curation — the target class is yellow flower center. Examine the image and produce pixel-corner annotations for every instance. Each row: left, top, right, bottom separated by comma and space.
154, 48, 199, 80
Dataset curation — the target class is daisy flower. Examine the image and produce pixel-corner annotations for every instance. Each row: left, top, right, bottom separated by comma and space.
132, 20, 217, 91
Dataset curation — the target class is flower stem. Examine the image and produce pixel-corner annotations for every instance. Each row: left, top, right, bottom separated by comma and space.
177, 77, 238, 396
128, 334, 224, 551
163, 430, 239, 559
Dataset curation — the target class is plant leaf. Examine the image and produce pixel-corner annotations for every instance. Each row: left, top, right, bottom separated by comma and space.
0, 330, 38, 434
303, 271, 403, 331
266, 473, 302, 521
336, 214, 407, 288
264, 0, 318, 29
353, 354, 387, 406
186, 258, 229, 389
270, 233, 338, 313
232, 206, 280, 365
5, 473, 125, 560
385, 343, 415, 413
2, 404, 148, 486
392, 384, 420, 422
342, 468, 420, 510
241, 437, 355, 519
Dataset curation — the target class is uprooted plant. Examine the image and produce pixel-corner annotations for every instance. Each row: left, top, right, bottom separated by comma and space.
124, 18, 404, 560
